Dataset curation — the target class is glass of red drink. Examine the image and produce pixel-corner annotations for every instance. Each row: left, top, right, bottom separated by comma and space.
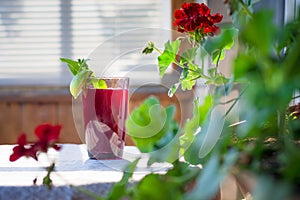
82, 77, 129, 160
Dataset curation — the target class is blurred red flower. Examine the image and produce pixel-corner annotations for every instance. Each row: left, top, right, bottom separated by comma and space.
9, 123, 62, 162
9, 133, 38, 161
34, 123, 62, 152
174, 2, 223, 35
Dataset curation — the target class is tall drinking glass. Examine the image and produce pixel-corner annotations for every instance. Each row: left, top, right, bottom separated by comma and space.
82, 77, 129, 160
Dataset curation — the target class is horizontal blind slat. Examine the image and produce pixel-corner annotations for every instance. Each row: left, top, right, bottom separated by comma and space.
0, 0, 168, 85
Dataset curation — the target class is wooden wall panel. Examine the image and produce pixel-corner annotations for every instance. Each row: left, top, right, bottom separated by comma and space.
0, 86, 194, 145
58, 103, 82, 143
0, 102, 22, 144
21, 103, 57, 142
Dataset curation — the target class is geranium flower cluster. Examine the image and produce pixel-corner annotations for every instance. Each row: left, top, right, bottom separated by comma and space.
174, 2, 222, 43
10, 123, 62, 162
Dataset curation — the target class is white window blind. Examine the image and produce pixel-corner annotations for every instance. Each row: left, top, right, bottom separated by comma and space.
0, 0, 170, 86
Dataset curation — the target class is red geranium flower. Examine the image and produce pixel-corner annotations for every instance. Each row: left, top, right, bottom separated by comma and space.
9, 134, 38, 161
10, 123, 62, 162
34, 123, 62, 152
174, 2, 223, 36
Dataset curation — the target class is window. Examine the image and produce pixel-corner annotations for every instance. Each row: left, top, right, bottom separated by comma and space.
0, 0, 171, 86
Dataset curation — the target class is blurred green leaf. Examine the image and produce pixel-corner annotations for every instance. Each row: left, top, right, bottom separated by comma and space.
126, 97, 177, 152
180, 96, 214, 164
148, 134, 180, 165
106, 159, 139, 200
241, 10, 275, 55
158, 40, 181, 76
252, 176, 290, 200
203, 28, 238, 63
184, 104, 225, 164
185, 150, 238, 200
233, 52, 257, 81
214, 76, 234, 99
133, 174, 182, 200
132, 162, 200, 200
280, 142, 300, 183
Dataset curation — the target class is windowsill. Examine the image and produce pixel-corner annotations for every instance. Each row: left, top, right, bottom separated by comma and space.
0, 71, 191, 103
0, 72, 72, 87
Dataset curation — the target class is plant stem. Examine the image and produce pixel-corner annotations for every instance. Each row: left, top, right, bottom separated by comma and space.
153, 43, 211, 81
190, 75, 202, 81
153, 46, 163, 55
277, 109, 286, 137
291, 95, 300, 100
225, 87, 246, 117
215, 50, 222, 77
219, 97, 240, 105
238, 0, 254, 18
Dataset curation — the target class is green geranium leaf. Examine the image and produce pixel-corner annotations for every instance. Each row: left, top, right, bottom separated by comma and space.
181, 67, 189, 80
203, 28, 238, 63
158, 40, 181, 76
148, 135, 180, 165
60, 57, 81, 76
212, 74, 229, 85
182, 95, 216, 165
126, 97, 177, 153
214, 76, 234, 98
184, 101, 229, 165
180, 78, 196, 91
180, 96, 214, 156
180, 47, 198, 65
211, 49, 225, 64
208, 67, 217, 78
70, 69, 93, 99
185, 150, 238, 200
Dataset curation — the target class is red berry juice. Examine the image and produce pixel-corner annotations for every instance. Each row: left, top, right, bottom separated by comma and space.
82, 88, 128, 159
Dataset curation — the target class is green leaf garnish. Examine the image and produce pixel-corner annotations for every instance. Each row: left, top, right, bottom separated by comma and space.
60, 57, 98, 98
60, 57, 81, 76
91, 79, 108, 89
70, 69, 93, 99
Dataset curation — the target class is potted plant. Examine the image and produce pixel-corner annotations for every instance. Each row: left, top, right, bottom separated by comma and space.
55, 1, 300, 199
112, 1, 300, 199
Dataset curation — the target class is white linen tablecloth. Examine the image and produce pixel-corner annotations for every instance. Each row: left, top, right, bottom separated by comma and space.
0, 144, 169, 200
